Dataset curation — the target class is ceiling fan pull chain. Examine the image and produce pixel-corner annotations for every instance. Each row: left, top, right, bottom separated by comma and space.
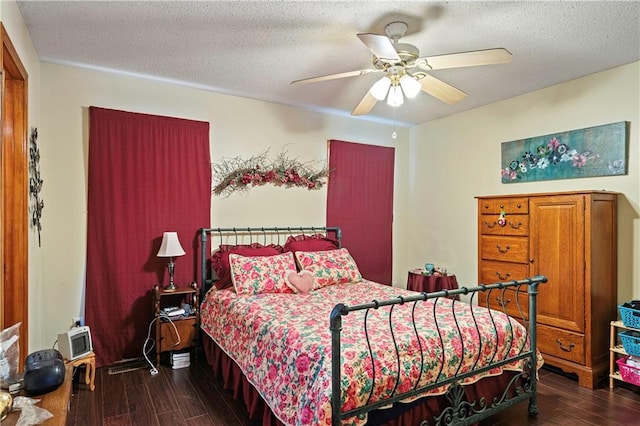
392, 106, 397, 139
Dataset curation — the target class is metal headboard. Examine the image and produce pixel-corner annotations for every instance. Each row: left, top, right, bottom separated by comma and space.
199, 226, 341, 300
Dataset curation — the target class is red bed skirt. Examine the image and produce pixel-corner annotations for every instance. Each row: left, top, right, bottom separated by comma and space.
203, 333, 518, 426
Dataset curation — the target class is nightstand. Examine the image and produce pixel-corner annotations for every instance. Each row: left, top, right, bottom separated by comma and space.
153, 282, 199, 367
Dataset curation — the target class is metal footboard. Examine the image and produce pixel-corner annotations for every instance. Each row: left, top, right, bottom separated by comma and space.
330, 275, 547, 426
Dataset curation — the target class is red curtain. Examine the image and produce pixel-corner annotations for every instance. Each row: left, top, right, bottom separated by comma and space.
327, 140, 394, 285
85, 107, 211, 367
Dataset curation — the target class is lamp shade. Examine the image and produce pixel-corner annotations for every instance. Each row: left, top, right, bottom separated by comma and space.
386, 85, 404, 107
399, 74, 422, 98
369, 76, 392, 101
157, 232, 185, 257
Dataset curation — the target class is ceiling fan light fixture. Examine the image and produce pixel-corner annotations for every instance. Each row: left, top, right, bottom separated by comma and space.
399, 74, 422, 98
387, 85, 404, 107
370, 76, 391, 100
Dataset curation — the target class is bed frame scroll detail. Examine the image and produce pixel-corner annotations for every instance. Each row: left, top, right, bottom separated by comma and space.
330, 275, 547, 426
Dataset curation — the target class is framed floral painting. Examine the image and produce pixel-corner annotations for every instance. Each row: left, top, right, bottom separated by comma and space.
501, 121, 628, 183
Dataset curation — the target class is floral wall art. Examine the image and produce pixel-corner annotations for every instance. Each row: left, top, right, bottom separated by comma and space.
501, 121, 628, 183
212, 149, 330, 197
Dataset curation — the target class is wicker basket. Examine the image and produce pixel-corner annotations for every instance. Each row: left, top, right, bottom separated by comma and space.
616, 357, 640, 387
619, 330, 640, 357
619, 304, 640, 329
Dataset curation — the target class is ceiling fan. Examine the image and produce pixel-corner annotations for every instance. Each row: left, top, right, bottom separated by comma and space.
291, 21, 512, 116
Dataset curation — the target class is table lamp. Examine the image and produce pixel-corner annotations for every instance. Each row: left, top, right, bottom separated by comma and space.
157, 231, 185, 292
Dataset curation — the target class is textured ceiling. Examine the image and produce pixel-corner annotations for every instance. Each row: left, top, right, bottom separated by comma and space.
16, 1, 640, 126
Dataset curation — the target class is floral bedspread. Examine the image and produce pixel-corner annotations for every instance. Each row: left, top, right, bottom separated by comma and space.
200, 281, 541, 426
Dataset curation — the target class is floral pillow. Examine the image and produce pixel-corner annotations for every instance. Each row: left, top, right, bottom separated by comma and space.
211, 243, 283, 290
294, 247, 362, 289
229, 252, 297, 295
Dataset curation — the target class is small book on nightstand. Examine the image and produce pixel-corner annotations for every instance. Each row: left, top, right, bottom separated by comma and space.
162, 306, 186, 317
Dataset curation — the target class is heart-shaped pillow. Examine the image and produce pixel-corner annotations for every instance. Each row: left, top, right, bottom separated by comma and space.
286, 270, 314, 294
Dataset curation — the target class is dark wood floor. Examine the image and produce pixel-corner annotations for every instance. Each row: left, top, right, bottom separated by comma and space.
68, 359, 640, 426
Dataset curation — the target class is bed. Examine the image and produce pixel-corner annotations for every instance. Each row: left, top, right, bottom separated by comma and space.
198, 226, 546, 426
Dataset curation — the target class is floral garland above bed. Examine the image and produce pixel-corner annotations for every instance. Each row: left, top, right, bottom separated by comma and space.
212, 150, 330, 197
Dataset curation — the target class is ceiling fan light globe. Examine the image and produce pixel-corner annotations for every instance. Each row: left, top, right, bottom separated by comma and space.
370, 76, 391, 101
399, 75, 422, 98
387, 85, 404, 107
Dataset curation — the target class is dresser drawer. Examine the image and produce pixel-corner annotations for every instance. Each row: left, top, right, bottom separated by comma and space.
480, 260, 530, 283
537, 324, 585, 365
481, 287, 530, 320
480, 236, 529, 263
479, 214, 529, 236
478, 197, 529, 215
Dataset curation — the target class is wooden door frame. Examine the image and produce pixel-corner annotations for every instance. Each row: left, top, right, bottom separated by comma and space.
1, 22, 29, 370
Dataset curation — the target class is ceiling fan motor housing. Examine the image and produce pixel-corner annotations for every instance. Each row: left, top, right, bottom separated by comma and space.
375, 21, 420, 68
395, 43, 419, 63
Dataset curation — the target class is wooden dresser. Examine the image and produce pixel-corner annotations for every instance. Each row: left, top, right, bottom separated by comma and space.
476, 191, 618, 389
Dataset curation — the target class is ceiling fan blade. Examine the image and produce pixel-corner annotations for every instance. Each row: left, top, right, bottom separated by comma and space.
291, 69, 378, 85
421, 48, 512, 70
351, 91, 378, 116
357, 33, 401, 62
419, 74, 467, 104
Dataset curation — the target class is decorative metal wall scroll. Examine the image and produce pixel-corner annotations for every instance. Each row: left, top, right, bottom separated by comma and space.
29, 127, 44, 246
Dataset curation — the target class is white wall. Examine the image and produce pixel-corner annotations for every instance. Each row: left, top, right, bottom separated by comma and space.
408, 62, 640, 302
36, 63, 409, 352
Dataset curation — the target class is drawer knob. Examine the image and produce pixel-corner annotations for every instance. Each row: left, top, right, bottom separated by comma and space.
499, 204, 504, 209
496, 272, 510, 280
496, 244, 510, 253
516, 203, 522, 209
556, 339, 575, 352
496, 297, 511, 308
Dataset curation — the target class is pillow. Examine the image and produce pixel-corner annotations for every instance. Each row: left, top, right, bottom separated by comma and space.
283, 234, 339, 253
229, 252, 297, 295
211, 243, 283, 290
285, 270, 314, 294
294, 247, 362, 289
